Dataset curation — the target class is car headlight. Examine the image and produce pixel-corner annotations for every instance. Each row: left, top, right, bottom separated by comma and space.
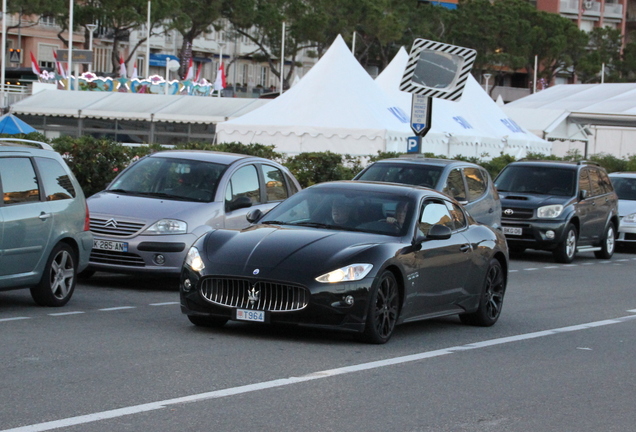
144, 219, 187, 234
623, 212, 636, 223
316, 264, 373, 283
185, 247, 205, 272
537, 205, 563, 218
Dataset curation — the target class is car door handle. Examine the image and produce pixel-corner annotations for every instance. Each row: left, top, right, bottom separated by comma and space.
39, 212, 52, 220
460, 244, 472, 253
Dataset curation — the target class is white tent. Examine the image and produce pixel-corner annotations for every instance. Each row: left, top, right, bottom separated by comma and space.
375, 47, 552, 159
215, 35, 412, 156
503, 83, 636, 157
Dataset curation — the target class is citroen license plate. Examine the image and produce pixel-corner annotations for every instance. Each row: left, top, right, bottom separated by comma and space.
503, 227, 522, 236
93, 239, 128, 252
236, 309, 265, 322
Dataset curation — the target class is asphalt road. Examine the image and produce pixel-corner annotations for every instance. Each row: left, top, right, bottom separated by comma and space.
1, 246, 636, 432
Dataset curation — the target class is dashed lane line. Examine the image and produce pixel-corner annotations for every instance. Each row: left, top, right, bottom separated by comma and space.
1, 302, 178, 323
3, 311, 636, 432
99, 306, 137, 312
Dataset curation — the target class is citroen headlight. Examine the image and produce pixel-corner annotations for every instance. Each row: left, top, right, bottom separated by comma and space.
537, 205, 563, 219
185, 247, 205, 272
623, 212, 636, 223
144, 219, 187, 234
316, 264, 373, 283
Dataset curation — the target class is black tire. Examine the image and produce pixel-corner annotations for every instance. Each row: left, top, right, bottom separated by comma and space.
187, 315, 228, 328
460, 258, 505, 326
361, 270, 400, 344
594, 223, 616, 259
30, 243, 77, 307
553, 223, 577, 263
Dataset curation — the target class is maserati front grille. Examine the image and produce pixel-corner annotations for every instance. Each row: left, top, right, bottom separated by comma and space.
200, 277, 309, 312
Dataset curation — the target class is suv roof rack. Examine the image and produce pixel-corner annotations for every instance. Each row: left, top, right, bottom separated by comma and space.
0, 138, 53, 150
577, 160, 600, 166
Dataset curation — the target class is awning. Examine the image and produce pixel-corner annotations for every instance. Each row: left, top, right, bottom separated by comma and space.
149, 54, 179, 67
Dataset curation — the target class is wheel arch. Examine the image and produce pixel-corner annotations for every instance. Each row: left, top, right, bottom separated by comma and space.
492, 251, 508, 289
383, 264, 405, 314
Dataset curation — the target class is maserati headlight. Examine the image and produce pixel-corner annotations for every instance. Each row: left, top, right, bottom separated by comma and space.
144, 219, 187, 234
185, 247, 205, 272
622, 212, 636, 223
316, 264, 373, 283
537, 204, 563, 219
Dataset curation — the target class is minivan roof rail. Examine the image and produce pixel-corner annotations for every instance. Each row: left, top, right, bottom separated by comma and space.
0, 138, 53, 150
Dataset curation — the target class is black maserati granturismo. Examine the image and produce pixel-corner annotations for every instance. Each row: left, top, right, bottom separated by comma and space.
180, 181, 508, 343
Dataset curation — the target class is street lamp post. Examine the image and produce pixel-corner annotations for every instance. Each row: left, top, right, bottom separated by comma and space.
145, 0, 151, 78
165, 59, 179, 95
68, 0, 76, 91
483, 73, 492, 95
1, 0, 7, 109
86, 24, 97, 72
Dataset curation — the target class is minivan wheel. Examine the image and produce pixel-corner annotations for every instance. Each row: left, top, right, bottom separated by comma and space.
30, 243, 77, 307
553, 224, 577, 264
594, 223, 616, 259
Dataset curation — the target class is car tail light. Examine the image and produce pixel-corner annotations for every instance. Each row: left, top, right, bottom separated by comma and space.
84, 205, 90, 231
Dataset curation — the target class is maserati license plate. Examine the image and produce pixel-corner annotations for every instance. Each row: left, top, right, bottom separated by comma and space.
236, 309, 265, 322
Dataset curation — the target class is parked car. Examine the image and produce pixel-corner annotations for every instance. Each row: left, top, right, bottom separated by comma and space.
353, 156, 501, 229
180, 181, 508, 344
0, 138, 92, 306
495, 160, 619, 263
608, 172, 636, 246
85, 150, 301, 277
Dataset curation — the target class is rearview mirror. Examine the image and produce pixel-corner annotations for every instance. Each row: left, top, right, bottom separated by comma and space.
426, 224, 452, 240
246, 208, 263, 224
226, 196, 252, 212
579, 190, 588, 201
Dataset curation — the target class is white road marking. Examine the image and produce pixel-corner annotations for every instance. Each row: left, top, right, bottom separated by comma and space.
98, 306, 136, 311
524, 268, 538, 271
543, 266, 558, 269
4, 312, 636, 432
0, 317, 30, 322
149, 302, 180, 306
47, 311, 85, 316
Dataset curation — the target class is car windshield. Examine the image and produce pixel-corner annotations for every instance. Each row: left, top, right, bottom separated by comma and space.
495, 166, 576, 197
356, 163, 443, 188
611, 177, 636, 200
108, 157, 226, 202
260, 187, 414, 237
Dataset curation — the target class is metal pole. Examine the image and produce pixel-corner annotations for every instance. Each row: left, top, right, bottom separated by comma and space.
86, 24, 97, 73
145, 0, 151, 78
352, 31, 356, 54
280, 21, 285, 95
601, 63, 605, 84
533, 55, 537, 94
217, 44, 223, 98
69, 0, 75, 91
1, 0, 7, 109
164, 60, 169, 95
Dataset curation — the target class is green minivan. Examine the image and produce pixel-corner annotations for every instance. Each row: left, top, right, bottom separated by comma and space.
0, 139, 93, 306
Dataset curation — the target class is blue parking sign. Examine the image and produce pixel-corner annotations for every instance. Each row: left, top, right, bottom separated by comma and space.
407, 136, 420, 153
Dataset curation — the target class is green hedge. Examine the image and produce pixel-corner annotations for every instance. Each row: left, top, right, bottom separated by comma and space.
4, 134, 636, 194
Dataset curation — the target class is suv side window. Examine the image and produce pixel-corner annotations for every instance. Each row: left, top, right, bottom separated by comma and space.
225, 165, 261, 205
262, 165, 289, 202
589, 169, 603, 197
464, 167, 487, 202
597, 169, 614, 194
35, 157, 76, 201
578, 168, 592, 198
443, 169, 466, 202
0, 157, 41, 205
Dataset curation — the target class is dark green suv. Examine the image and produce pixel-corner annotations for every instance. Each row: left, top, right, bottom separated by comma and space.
0, 139, 93, 306
495, 160, 619, 263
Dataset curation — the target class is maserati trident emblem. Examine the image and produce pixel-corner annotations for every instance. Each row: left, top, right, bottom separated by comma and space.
104, 218, 118, 228
248, 287, 260, 305
253, 269, 260, 275
504, 209, 514, 216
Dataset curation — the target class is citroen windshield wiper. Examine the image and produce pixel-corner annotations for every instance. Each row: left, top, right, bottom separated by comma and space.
261, 220, 290, 225
107, 188, 132, 194
135, 192, 194, 201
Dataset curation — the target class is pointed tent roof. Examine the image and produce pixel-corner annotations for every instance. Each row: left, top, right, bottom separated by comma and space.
375, 47, 551, 157
216, 35, 411, 155
0, 113, 37, 134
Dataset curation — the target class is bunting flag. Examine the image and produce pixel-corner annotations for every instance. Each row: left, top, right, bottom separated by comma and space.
194, 63, 202, 83
130, 60, 138, 79
52, 50, 67, 78
184, 58, 194, 81
119, 54, 127, 78
30, 52, 42, 76
213, 62, 226, 91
